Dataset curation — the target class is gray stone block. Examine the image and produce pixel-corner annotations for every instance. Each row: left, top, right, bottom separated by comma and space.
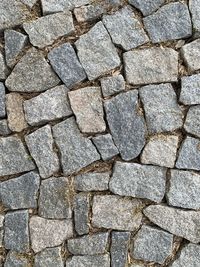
0, 83, 6, 118
180, 74, 200, 104
35, 247, 64, 267
184, 106, 200, 138
128, 0, 165, 16
189, 0, 200, 38
181, 39, 200, 72
0, 53, 8, 81
100, 75, 125, 97
4, 251, 29, 267
66, 255, 110, 267
0, 120, 11, 136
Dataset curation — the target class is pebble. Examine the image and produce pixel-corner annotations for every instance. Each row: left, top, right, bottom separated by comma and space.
189, 0, 200, 38
128, 0, 165, 16
66, 254, 110, 267
0, 83, 6, 118
4, 251, 29, 267
184, 105, 200, 138
34, 247, 64, 267
100, 75, 125, 97
180, 74, 200, 104
181, 39, 200, 72
0, 120, 11, 136
0, 52, 8, 81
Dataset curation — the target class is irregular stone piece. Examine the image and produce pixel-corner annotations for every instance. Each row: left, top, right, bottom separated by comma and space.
4, 251, 29, 267
184, 106, 200, 138
6, 93, 28, 132
92, 195, 144, 231
141, 135, 179, 168
4, 210, 29, 252
5, 30, 28, 68
181, 39, 200, 72
144, 205, 200, 243
92, 134, 119, 161
189, 0, 200, 38
24, 85, 72, 126
48, 43, 86, 89
66, 255, 110, 267
39, 177, 72, 219
176, 136, 200, 171
132, 225, 173, 264
111, 231, 130, 267
0, 52, 8, 80
143, 3, 192, 43
104, 90, 146, 161
171, 243, 200, 267
0, 171, 40, 210
124, 48, 178, 85
24, 11, 74, 48
75, 21, 121, 80
30, 216, 73, 253
180, 74, 200, 104
0, 120, 11, 136
139, 84, 183, 133
35, 247, 64, 267
6, 48, 60, 92
74, 3, 106, 22
128, 0, 165, 16
74, 172, 110, 191
0, 136, 35, 176
74, 193, 90, 235
110, 162, 166, 202
67, 233, 109, 255
103, 6, 149, 51
25, 125, 59, 179
0, 83, 6, 118
100, 75, 125, 97
52, 117, 100, 175
68, 87, 106, 133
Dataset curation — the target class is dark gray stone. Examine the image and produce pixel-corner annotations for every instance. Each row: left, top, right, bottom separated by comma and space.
0, 83, 6, 118
189, 0, 200, 38
180, 74, 200, 104
100, 75, 125, 97
104, 90, 146, 161
128, 0, 165, 16
0, 53, 8, 81
66, 255, 110, 267
184, 106, 200, 138
34, 247, 64, 267
181, 39, 200, 72
4, 251, 29, 267
0, 120, 11, 136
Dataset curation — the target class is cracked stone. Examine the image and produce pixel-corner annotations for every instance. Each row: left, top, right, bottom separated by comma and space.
0, 83, 6, 118
124, 48, 178, 85
0, 120, 11, 136
189, 0, 200, 38
184, 106, 200, 138
180, 74, 200, 104
66, 255, 110, 267
6, 48, 60, 92
0, 52, 8, 81
4, 251, 29, 267
104, 90, 146, 161
35, 247, 64, 267
181, 39, 200, 72
75, 21, 121, 81
103, 6, 149, 51
110, 162, 166, 203
100, 74, 125, 97
128, 0, 165, 16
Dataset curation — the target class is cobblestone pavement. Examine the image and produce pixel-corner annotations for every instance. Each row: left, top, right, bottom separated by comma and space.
0, 0, 200, 266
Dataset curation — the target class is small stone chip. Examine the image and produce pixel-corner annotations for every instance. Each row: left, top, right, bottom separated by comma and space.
0, 83, 6, 118
4, 251, 29, 267
181, 39, 200, 72
66, 255, 110, 267
184, 106, 200, 138
180, 74, 200, 105
100, 75, 125, 97
128, 0, 165, 16
0, 52, 8, 81
189, 0, 200, 38
35, 247, 64, 267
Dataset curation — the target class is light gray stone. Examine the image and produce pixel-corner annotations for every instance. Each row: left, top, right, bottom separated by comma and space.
74, 172, 110, 191
103, 6, 149, 51
0, 83, 6, 118
66, 255, 110, 267
0, 52, 8, 80
100, 75, 125, 97
39, 177, 72, 219
0, 215, 4, 248
48, 43, 86, 89
141, 135, 179, 168
104, 90, 146, 161
74, 3, 106, 22
6, 48, 60, 92
67, 232, 109, 255
24, 11, 74, 48
184, 106, 200, 138
34, 247, 64, 267
0, 120, 11, 136
25, 125, 59, 179
30, 216, 73, 253
180, 74, 200, 104
144, 205, 200, 243
4, 251, 29, 267
0, 135, 35, 176
0, 171, 40, 210
0, 215, 4, 227
132, 225, 173, 264
110, 162, 166, 203
124, 48, 178, 85
21, 0, 37, 8
181, 39, 200, 72
4, 210, 29, 252
189, 0, 200, 38
176, 136, 200, 171
75, 21, 121, 81
128, 0, 165, 16
92, 195, 144, 231
5, 30, 28, 68
139, 83, 183, 134
24, 85, 72, 126
143, 3, 192, 43
52, 117, 100, 176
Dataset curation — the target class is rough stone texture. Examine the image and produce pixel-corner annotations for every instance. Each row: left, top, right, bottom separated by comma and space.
184, 106, 200, 138
144, 3, 192, 43
0, 135, 35, 176
92, 134, 119, 161
92, 195, 144, 231
180, 74, 200, 104
4, 210, 29, 252
141, 135, 179, 168
34, 247, 64, 267
124, 48, 178, 85
24, 85, 72, 126
0, 215, 4, 248
4, 30, 28, 68
21, 0, 37, 8
66, 255, 110, 267
39, 177, 72, 219
67, 233, 109, 255
52, 117, 100, 175
30, 216, 73, 253
24, 11, 74, 48
103, 6, 149, 51
176, 136, 200, 171
75, 21, 121, 80
111, 231, 130, 267
0, 83, 6, 118
74, 3, 106, 22
139, 84, 183, 134
4, 251, 29, 267
6, 93, 28, 132
0, 120, 11, 136
144, 205, 200, 243
48, 43, 86, 89
68, 87, 106, 133
181, 39, 200, 72
6, 48, 60, 92
132, 225, 173, 264
104, 90, 146, 161
100, 75, 125, 97
128, 0, 165, 16
189, 0, 200, 38
74, 193, 90, 235
0, 52, 8, 80
110, 162, 166, 202
0, 171, 40, 210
